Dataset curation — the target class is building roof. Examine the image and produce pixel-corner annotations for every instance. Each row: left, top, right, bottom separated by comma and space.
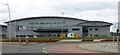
4, 16, 88, 23
4, 16, 113, 26
0, 24, 7, 27
78, 21, 112, 25
76, 21, 113, 27
63, 21, 112, 27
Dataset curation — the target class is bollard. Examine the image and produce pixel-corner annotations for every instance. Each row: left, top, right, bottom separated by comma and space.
26, 40, 29, 44
19, 40, 21, 45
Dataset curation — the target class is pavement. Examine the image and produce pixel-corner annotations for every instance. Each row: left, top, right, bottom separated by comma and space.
46, 44, 101, 53
45, 42, 119, 53
79, 42, 118, 53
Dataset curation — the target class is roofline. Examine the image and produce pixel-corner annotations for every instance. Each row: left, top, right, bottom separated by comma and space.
0, 24, 7, 27
4, 16, 88, 23
78, 21, 113, 25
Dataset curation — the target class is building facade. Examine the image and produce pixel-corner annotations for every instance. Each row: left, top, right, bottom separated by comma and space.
0, 25, 7, 38
5, 16, 112, 38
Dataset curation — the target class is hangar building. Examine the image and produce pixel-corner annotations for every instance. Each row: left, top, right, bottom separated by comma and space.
5, 16, 112, 38
0, 25, 7, 38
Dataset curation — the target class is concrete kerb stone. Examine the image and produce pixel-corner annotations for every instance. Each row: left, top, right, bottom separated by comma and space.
58, 39, 83, 42
93, 39, 106, 42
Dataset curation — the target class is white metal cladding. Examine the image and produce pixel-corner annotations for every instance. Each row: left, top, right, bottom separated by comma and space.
0, 25, 7, 37
5, 16, 112, 38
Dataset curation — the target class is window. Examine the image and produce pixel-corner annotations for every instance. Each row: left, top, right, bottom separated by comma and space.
72, 28, 79, 31
94, 35, 99, 36
90, 34, 92, 36
90, 28, 92, 30
16, 35, 19, 37
95, 28, 98, 31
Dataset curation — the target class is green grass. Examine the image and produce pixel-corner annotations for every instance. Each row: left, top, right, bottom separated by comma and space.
1, 36, 119, 40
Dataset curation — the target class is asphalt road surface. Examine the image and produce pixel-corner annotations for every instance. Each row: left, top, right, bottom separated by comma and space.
2, 42, 119, 55
2, 42, 87, 53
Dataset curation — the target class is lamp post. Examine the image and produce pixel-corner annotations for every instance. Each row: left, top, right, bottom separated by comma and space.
118, 2, 120, 53
117, 28, 119, 43
99, 25, 100, 37
62, 12, 64, 37
14, 19, 16, 39
112, 25, 115, 43
6, 1, 11, 43
112, 24, 117, 43
117, 28, 119, 53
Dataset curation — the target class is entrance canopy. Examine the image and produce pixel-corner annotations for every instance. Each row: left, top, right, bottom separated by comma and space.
33, 29, 68, 32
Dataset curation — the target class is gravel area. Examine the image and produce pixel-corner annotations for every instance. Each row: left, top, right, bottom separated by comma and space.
79, 42, 118, 53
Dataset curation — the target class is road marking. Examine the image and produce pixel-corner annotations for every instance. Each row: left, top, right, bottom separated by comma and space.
43, 47, 48, 53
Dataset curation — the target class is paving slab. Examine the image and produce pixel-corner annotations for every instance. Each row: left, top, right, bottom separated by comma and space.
46, 44, 101, 53
58, 39, 83, 42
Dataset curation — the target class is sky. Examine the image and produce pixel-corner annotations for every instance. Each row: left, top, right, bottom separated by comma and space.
0, 0, 119, 32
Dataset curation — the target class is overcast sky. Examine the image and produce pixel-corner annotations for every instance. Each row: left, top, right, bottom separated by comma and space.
0, 0, 119, 32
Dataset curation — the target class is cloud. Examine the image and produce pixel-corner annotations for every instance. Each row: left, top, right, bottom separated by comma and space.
0, 0, 118, 26
74, 9, 117, 22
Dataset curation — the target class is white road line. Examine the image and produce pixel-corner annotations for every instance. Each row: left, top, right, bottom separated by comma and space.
43, 47, 48, 53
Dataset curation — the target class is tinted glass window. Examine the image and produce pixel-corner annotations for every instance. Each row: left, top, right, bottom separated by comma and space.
90, 28, 92, 30
72, 28, 79, 31
95, 28, 98, 31
90, 34, 92, 36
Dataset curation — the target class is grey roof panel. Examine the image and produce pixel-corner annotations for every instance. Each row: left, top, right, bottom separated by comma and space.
4, 16, 88, 23
78, 21, 112, 25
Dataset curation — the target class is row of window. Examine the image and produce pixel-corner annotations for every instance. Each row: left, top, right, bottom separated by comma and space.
16, 34, 64, 37
72, 28, 99, 31
29, 21, 66, 25
89, 34, 99, 36
72, 28, 79, 31
89, 28, 99, 31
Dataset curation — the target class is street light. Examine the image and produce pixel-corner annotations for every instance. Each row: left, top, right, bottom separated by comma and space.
112, 23, 118, 43
14, 19, 16, 39
62, 12, 64, 37
118, 2, 120, 53
5, 1, 11, 43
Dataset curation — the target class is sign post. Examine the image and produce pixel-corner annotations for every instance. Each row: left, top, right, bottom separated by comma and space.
19, 39, 21, 45
117, 29, 119, 43
26, 36, 29, 44
117, 28, 120, 54
118, 2, 120, 54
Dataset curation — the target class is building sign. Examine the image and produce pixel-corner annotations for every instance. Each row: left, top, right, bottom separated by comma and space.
92, 22, 96, 24
17, 26, 27, 31
29, 21, 65, 25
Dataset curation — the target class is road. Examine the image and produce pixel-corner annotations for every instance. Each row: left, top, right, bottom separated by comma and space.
2, 42, 119, 53
2, 42, 119, 55
2, 42, 86, 53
